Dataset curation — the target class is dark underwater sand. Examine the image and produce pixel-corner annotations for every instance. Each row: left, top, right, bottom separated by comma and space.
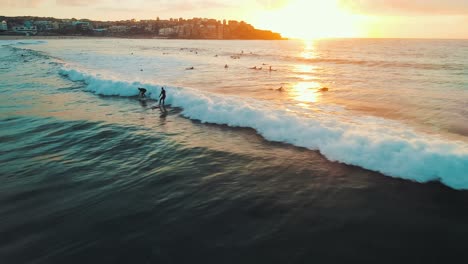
1, 108, 468, 264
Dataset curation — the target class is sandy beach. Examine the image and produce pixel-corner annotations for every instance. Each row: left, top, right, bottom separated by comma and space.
0, 35, 115, 40
0, 35, 216, 41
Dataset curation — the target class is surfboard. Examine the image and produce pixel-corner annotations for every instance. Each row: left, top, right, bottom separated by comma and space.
151, 104, 169, 110
139, 97, 157, 103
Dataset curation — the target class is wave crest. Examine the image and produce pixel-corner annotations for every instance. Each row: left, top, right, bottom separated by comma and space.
59, 67, 468, 190
0, 40, 47, 46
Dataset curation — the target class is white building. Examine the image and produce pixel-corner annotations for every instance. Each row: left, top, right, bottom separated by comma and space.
109, 25, 129, 33
73, 21, 93, 31
145, 24, 153, 32
52, 21, 60, 30
159, 27, 175, 36
12, 25, 37, 35
0, 21, 7, 31
34, 21, 54, 31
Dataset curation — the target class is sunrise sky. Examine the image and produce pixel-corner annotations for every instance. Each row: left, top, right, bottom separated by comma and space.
3, 0, 468, 39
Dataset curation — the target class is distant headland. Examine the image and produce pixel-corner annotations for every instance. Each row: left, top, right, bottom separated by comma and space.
0, 16, 285, 40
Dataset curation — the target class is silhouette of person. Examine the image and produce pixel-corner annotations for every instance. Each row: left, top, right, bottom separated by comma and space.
159, 87, 166, 106
138, 87, 147, 98
225, 64, 228, 68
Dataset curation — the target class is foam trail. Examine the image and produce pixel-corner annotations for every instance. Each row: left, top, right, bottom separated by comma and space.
0, 40, 47, 46
59, 68, 468, 190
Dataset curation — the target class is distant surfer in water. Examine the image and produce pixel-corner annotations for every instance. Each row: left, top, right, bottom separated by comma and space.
138, 87, 147, 98
159, 87, 166, 106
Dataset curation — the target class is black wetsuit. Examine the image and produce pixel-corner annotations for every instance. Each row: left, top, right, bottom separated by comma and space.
159, 89, 166, 105
138, 88, 147, 97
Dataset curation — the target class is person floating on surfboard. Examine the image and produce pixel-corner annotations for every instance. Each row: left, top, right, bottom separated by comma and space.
138, 87, 147, 98
159, 87, 166, 106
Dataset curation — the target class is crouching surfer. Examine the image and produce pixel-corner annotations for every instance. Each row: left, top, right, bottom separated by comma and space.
138, 87, 147, 98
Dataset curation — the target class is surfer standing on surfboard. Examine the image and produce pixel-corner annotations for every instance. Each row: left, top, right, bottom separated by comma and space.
159, 87, 166, 106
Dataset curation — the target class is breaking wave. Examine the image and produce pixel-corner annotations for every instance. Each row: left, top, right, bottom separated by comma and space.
0, 40, 47, 46
58, 67, 468, 190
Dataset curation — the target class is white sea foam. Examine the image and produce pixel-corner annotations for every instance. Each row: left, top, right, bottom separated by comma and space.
58, 67, 468, 190
0, 40, 47, 46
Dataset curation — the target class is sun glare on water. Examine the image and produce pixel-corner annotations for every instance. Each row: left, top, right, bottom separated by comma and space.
253, 0, 361, 39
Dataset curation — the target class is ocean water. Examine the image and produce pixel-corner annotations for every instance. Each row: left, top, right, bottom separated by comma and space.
1, 38, 468, 263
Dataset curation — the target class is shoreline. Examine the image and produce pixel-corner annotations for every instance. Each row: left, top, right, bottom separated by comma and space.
0, 35, 287, 41
0, 35, 119, 40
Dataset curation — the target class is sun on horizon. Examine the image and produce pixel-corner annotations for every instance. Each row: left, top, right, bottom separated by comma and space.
251, 0, 366, 40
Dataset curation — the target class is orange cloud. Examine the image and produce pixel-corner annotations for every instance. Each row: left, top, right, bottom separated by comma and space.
340, 0, 468, 15
56, 0, 98, 6
255, 0, 289, 9
158, 0, 234, 11
3, 0, 46, 8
